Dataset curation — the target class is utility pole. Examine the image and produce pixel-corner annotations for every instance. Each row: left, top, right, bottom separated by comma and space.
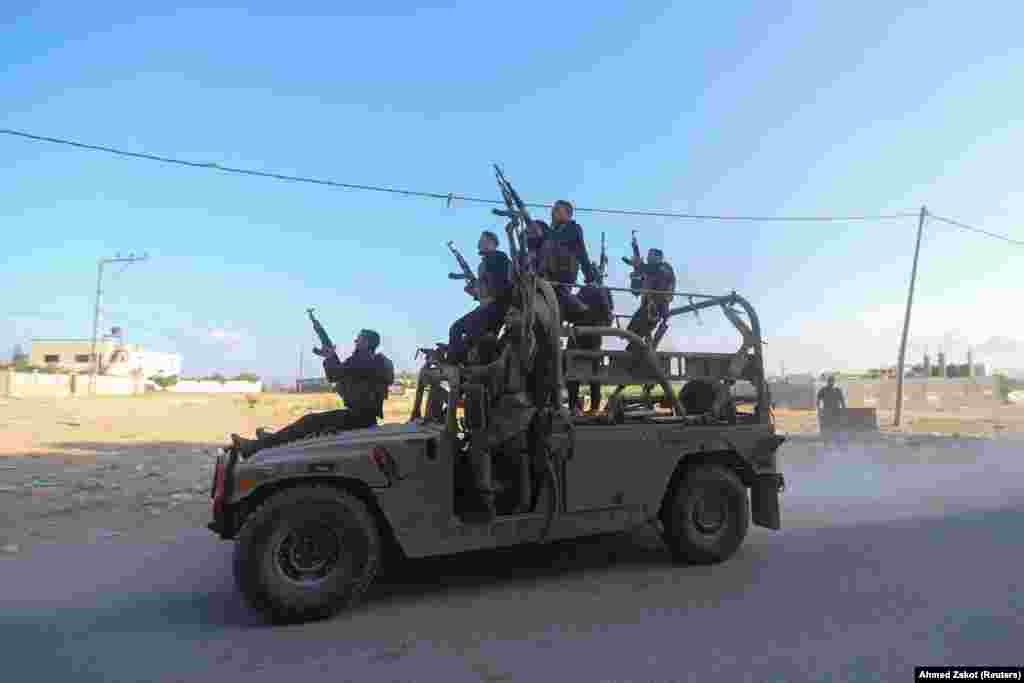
90, 253, 149, 395
894, 207, 927, 427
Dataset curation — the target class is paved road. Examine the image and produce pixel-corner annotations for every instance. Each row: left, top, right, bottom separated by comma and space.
3, 437, 1023, 682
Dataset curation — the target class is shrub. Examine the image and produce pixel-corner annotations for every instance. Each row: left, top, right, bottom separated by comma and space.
150, 374, 179, 389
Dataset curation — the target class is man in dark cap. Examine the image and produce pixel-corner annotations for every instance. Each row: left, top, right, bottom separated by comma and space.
538, 200, 597, 323
231, 329, 395, 458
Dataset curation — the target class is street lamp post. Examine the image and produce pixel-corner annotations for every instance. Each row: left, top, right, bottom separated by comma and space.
89, 253, 149, 395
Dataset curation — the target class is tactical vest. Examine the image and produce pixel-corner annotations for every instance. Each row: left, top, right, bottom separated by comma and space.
338, 376, 378, 418
337, 354, 392, 419
540, 224, 580, 280
644, 263, 676, 307
477, 257, 512, 306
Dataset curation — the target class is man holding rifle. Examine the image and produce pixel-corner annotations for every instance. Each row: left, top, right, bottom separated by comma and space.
539, 200, 597, 323
446, 229, 514, 364
230, 328, 394, 458
626, 247, 676, 350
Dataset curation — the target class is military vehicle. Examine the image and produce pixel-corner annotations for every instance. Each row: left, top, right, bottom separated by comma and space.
208, 168, 787, 623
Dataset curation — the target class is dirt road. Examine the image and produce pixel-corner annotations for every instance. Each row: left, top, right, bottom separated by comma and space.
3, 435, 1022, 682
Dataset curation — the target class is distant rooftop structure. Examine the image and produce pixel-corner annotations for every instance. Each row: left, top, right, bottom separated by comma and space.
29, 338, 181, 378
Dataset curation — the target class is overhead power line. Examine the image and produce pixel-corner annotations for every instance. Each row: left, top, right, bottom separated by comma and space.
927, 213, 1024, 247
2, 127, 917, 223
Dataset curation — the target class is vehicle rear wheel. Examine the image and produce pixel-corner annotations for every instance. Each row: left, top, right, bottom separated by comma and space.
661, 464, 749, 565
233, 485, 381, 623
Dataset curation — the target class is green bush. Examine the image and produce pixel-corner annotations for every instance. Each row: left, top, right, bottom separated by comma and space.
994, 374, 1011, 403
150, 374, 179, 388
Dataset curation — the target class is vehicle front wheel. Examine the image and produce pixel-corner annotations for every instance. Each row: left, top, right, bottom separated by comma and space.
233, 485, 382, 623
661, 464, 749, 565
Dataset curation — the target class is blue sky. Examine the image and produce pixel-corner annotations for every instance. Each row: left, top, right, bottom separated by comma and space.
3, 1, 1023, 381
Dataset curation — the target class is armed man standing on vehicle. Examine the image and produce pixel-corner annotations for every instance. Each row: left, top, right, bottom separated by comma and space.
626, 247, 676, 350
539, 200, 597, 323
446, 230, 514, 364
230, 329, 394, 458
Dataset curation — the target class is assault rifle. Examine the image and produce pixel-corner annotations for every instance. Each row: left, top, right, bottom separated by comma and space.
307, 308, 340, 362
446, 241, 479, 299
493, 164, 533, 226
492, 164, 531, 274
621, 230, 644, 296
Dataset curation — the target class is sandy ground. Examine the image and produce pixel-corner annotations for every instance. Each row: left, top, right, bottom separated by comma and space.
2, 390, 1022, 556
0, 391, 414, 554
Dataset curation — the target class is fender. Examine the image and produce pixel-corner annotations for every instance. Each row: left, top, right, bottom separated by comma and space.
227, 448, 390, 506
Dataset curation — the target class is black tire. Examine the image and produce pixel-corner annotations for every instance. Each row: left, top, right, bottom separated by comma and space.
661, 464, 749, 565
233, 484, 382, 623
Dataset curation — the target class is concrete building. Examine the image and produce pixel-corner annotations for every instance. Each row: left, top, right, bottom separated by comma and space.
29, 339, 182, 379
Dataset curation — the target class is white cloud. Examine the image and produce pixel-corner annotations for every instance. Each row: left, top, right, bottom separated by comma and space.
208, 329, 243, 344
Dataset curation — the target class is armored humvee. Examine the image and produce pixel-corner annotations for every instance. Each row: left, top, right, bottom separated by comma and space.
207, 169, 786, 623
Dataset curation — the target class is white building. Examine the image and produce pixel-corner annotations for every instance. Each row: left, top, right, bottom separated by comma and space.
30, 339, 182, 379
105, 348, 182, 378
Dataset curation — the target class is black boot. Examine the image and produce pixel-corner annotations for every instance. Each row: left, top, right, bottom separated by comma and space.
255, 428, 271, 440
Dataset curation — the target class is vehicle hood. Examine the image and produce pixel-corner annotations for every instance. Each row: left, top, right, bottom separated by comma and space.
247, 420, 442, 465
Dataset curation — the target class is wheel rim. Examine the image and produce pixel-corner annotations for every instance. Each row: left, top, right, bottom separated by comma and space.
273, 523, 343, 586
691, 487, 729, 535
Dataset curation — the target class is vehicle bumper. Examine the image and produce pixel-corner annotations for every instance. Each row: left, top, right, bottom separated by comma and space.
751, 472, 785, 530
208, 449, 239, 540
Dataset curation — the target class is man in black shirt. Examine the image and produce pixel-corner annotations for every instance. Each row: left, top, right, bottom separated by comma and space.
538, 200, 597, 323
626, 248, 676, 350
231, 329, 395, 458
817, 375, 846, 447
447, 230, 514, 364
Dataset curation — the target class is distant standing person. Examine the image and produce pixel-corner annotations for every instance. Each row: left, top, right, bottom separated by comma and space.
817, 375, 846, 447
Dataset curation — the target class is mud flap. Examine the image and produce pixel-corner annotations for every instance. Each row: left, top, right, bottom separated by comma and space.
751, 473, 784, 530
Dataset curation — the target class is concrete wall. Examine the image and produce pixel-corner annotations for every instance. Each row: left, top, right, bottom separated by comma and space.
2, 370, 73, 398
836, 377, 1000, 412
1, 370, 146, 397
72, 375, 143, 396
766, 377, 1002, 412
768, 382, 816, 410
167, 380, 263, 394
